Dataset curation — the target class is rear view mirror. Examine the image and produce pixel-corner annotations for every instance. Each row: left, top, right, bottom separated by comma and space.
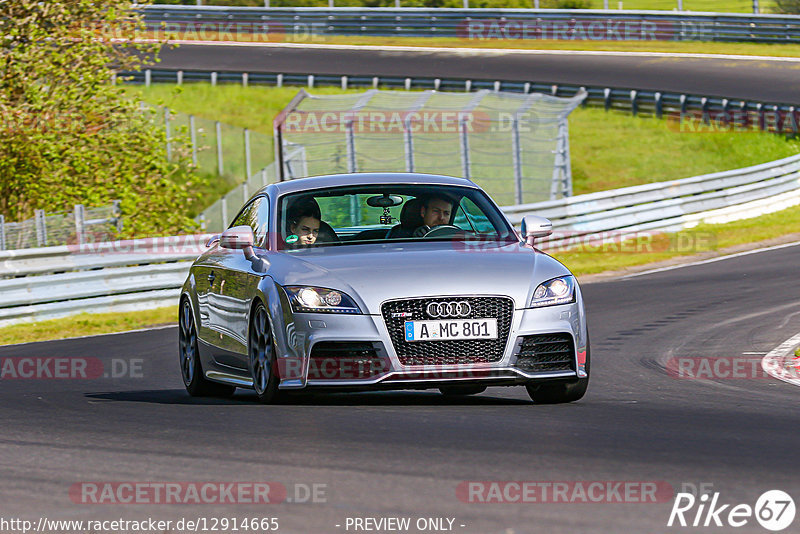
520, 215, 553, 246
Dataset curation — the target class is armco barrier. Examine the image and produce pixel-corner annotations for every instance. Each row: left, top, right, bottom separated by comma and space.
503, 153, 800, 244
142, 6, 800, 44
2, 154, 799, 326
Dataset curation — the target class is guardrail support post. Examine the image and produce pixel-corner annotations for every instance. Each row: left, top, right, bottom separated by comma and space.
655, 92, 662, 118
308, 74, 315, 88
113, 200, 123, 232
145, 69, 151, 87
244, 128, 252, 179
35, 209, 47, 247
630, 90, 638, 116
788, 106, 798, 135
372, 76, 379, 89
242, 72, 248, 87
465, 80, 472, 93
0, 215, 5, 251
604, 88, 611, 111
190, 115, 198, 167
277, 74, 283, 88
74, 204, 86, 246
216, 121, 224, 175
341, 76, 348, 90
211, 71, 217, 86
756, 103, 764, 131
177, 70, 183, 85
404, 78, 411, 90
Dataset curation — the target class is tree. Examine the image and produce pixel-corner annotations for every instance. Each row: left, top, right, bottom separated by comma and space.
0, 0, 203, 238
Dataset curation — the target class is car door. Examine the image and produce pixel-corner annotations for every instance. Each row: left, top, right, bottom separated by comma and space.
206, 196, 270, 370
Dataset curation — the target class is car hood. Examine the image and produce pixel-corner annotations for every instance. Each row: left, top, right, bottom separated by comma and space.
266, 240, 572, 314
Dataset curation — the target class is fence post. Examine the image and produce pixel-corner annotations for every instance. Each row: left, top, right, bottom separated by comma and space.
0, 214, 5, 251
221, 195, 228, 228
164, 107, 172, 161
345, 120, 357, 173
35, 209, 47, 247
145, 69, 151, 87
511, 117, 523, 205
112, 200, 123, 232
262, 168, 268, 188
459, 117, 471, 180
216, 121, 224, 175
243, 180, 249, 204
244, 128, 252, 180
403, 124, 415, 172
190, 115, 198, 167
74, 204, 86, 245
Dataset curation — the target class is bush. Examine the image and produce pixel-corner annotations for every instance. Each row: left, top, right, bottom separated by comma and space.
0, 0, 202, 238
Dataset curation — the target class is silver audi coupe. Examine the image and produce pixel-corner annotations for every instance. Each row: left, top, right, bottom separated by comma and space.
179, 173, 589, 404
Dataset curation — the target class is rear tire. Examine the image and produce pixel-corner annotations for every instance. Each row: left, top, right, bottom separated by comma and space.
179, 298, 236, 398
439, 385, 487, 396
248, 302, 283, 404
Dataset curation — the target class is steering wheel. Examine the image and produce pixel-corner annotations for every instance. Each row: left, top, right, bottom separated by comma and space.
422, 224, 463, 238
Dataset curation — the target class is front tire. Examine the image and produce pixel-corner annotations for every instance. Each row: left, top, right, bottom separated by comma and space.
526, 336, 590, 404
248, 302, 283, 404
179, 298, 236, 398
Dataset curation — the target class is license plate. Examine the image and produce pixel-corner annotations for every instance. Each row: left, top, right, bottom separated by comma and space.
404, 319, 498, 342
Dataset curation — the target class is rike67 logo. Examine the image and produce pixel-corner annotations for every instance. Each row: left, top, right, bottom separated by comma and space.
668, 490, 795, 531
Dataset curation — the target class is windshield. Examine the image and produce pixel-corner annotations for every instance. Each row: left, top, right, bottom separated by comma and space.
277, 184, 516, 250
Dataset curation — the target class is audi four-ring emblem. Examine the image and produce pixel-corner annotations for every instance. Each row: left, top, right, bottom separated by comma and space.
426, 301, 472, 318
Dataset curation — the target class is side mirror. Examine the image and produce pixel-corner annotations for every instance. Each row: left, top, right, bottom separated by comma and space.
220, 225, 256, 260
520, 215, 553, 247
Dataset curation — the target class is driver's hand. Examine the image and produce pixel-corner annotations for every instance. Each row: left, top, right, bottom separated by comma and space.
413, 225, 431, 237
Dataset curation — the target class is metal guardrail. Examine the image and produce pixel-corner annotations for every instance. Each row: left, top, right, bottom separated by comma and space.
503, 153, 800, 244
2, 153, 799, 326
122, 69, 800, 127
142, 6, 800, 43
0, 236, 211, 327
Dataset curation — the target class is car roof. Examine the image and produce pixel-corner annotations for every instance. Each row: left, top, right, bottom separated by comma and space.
262, 172, 481, 196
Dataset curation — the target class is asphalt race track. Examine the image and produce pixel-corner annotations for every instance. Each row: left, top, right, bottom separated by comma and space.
154, 44, 800, 104
2, 244, 799, 533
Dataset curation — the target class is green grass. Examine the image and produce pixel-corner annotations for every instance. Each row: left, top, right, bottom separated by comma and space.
0, 307, 177, 346
129, 83, 800, 198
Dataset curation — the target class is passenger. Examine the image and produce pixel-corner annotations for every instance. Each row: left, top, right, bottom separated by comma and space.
286, 199, 321, 247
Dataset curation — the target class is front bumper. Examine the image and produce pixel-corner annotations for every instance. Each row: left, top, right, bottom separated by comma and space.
276, 300, 587, 390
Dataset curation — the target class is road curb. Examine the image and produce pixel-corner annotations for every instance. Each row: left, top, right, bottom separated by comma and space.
762, 332, 800, 387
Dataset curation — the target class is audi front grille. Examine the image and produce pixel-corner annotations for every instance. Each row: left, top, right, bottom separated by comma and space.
381, 296, 514, 366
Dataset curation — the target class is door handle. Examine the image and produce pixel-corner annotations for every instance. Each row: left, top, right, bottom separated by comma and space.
208, 272, 216, 284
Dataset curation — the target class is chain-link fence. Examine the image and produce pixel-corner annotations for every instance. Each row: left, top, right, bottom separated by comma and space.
146, 104, 274, 186
274, 89, 586, 206
0, 203, 121, 251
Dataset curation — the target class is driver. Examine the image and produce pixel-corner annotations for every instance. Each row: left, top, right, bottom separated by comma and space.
413, 194, 455, 237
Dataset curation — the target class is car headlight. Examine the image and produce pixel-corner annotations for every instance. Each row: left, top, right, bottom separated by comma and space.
284, 286, 362, 314
530, 276, 576, 308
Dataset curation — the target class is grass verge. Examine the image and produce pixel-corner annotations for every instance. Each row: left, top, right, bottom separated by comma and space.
0, 307, 176, 346
552, 202, 800, 276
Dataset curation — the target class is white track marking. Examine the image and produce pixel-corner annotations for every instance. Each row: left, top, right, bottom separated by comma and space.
762, 332, 800, 387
